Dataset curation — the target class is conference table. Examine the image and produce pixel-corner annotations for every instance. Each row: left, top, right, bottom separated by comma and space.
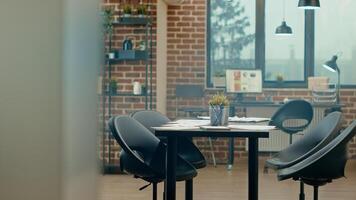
154, 124, 270, 200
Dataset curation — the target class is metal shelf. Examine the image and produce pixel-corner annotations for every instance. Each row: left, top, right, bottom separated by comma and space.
104, 92, 147, 97
107, 50, 148, 63
114, 17, 151, 26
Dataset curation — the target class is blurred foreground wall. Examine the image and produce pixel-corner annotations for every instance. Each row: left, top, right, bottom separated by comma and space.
0, 1, 100, 200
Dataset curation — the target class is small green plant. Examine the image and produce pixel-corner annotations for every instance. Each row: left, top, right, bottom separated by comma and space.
276, 73, 284, 82
102, 7, 115, 35
209, 93, 229, 107
136, 4, 148, 16
122, 4, 132, 15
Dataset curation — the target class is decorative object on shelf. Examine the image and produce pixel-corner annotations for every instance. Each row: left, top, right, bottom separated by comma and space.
163, 0, 186, 5
109, 79, 118, 95
136, 4, 148, 17
107, 52, 115, 59
141, 85, 147, 95
133, 81, 142, 95
323, 55, 341, 103
136, 40, 146, 51
123, 37, 134, 50
276, 73, 284, 85
275, 0, 292, 35
209, 93, 230, 126
298, 0, 320, 10
122, 4, 133, 17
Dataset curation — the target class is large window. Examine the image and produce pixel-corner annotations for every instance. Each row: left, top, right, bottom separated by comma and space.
265, 0, 305, 82
207, 0, 356, 88
207, 0, 255, 87
315, 0, 356, 86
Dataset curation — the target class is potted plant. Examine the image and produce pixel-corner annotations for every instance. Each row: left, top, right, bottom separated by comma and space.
109, 79, 118, 95
209, 93, 230, 126
213, 71, 226, 87
276, 73, 284, 85
122, 4, 132, 17
136, 4, 148, 17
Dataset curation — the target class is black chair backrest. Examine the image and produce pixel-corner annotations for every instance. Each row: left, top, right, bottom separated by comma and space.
269, 99, 314, 134
175, 85, 204, 98
278, 111, 343, 162
278, 120, 356, 181
130, 110, 171, 133
109, 116, 162, 166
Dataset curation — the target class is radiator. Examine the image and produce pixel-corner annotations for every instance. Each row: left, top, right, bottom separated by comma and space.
245, 107, 327, 152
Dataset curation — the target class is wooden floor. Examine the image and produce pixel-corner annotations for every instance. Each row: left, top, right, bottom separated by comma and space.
99, 159, 356, 200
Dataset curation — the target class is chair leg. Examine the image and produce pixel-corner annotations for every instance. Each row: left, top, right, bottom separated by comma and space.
185, 179, 193, 200
208, 137, 216, 167
152, 182, 157, 200
313, 186, 319, 200
263, 165, 268, 174
299, 181, 305, 200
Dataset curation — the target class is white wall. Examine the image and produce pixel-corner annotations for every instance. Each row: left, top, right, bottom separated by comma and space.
0, 1, 100, 200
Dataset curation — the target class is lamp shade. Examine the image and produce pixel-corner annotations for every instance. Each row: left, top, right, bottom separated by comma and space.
275, 21, 293, 35
298, 0, 320, 9
323, 55, 338, 72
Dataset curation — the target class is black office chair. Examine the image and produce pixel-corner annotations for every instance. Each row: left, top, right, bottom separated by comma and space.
109, 116, 197, 200
130, 110, 207, 169
175, 85, 209, 117
269, 99, 314, 144
265, 111, 343, 200
278, 120, 356, 200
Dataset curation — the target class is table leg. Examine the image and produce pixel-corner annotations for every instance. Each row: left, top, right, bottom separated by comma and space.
165, 136, 177, 200
248, 137, 259, 200
227, 138, 234, 170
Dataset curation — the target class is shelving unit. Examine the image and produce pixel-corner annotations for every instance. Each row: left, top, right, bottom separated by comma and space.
101, 9, 153, 174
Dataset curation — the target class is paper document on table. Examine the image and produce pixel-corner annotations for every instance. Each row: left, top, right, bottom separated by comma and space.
228, 125, 276, 131
167, 119, 210, 127
197, 116, 210, 120
229, 116, 270, 123
200, 126, 231, 130
197, 116, 270, 123
152, 126, 200, 131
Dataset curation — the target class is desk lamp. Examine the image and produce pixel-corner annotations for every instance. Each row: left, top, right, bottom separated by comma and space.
323, 55, 340, 104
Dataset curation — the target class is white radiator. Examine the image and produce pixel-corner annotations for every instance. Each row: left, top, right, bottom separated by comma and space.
245, 107, 327, 152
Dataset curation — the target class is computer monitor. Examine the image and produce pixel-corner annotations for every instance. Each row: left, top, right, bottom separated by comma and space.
225, 69, 262, 93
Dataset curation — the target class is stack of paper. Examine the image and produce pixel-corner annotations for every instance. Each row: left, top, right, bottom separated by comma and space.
197, 116, 270, 123
229, 116, 270, 123
228, 125, 276, 131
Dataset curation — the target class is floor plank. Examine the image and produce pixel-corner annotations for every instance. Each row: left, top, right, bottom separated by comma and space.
99, 159, 356, 200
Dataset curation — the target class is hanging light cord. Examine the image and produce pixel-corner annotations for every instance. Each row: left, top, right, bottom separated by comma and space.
283, 0, 286, 21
